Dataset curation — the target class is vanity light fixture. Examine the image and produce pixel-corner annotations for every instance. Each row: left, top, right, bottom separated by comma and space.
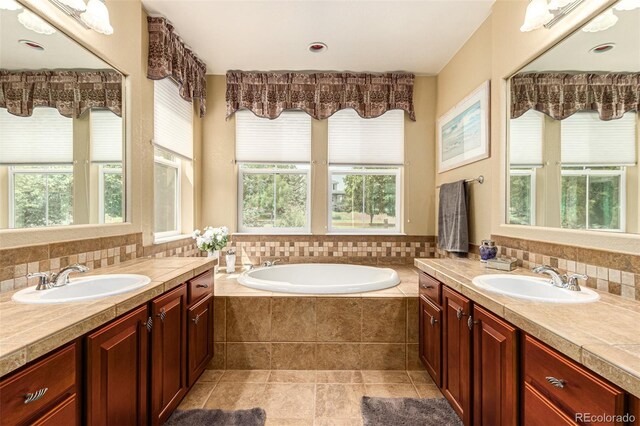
582, 8, 619, 32
17, 9, 56, 35
56, 0, 87, 12
614, 0, 640, 11
520, 0, 554, 32
48, 0, 113, 35
0, 0, 21, 10
548, 0, 577, 11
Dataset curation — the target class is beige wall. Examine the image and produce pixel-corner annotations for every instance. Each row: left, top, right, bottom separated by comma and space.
201, 75, 437, 235
435, 0, 640, 253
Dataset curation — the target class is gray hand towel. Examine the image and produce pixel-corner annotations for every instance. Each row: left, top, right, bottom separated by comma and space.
438, 180, 469, 253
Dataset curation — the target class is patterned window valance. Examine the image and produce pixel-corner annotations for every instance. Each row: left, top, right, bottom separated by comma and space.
226, 71, 416, 121
147, 16, 207, 117
0, 70, 122, 118
511, 72, 640, 121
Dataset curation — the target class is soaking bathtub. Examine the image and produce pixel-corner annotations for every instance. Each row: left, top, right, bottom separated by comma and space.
237, 263, 400, 294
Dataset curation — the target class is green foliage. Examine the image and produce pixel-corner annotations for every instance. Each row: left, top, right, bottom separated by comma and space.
509, 174, 532, 225
340, 174, 396, 226
13, 172, 73, 228
103, 172, 123, 223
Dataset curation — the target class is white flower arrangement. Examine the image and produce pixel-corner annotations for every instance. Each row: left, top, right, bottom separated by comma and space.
192, 226, 229, 253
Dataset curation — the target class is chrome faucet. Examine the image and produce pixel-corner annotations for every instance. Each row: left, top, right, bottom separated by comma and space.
27, 264, 90, 291
261, 259, 281, 267
532, 265, 587, 292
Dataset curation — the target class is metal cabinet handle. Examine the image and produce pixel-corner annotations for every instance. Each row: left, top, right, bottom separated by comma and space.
430, 316, 437, 326
421, 284, 434, 289
24, 388, 48, 404
546, 376, 566, 388
196, 283, 209, 288
157, 308, 166, 322
192, 314, 200, 325
456, 307, 466, 320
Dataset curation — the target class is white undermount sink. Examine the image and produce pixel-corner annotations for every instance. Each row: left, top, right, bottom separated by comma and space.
12, 274, 151, 304
472, 274, 600, 304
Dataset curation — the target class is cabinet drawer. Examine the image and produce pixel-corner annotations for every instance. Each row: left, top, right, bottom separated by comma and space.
419, 272, 441, 306
523, 335, 625, 422
31, 394, 78, 426
188, 270, 214, 305
523, 383, 577, 426
0, 343, 77, 426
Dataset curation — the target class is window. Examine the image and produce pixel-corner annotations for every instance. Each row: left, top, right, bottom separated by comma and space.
509, 168, 536, 226
9, 165, 73, 228
236, 110, 311, 233
99, 164, 123, 224
153, 79, 193, 239
328, 109, 404, 233
561, 167, 625, 231
91, 110, 124, 224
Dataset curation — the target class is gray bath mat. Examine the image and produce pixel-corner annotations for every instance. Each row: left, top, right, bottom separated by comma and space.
163, 407, 266, 426
361, 397, 463, 426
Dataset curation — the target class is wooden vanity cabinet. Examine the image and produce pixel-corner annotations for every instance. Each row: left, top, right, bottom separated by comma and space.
442, 286, 473, 425
0, 342, 80, 426
472, 305, 518, 426
86, 305, 149, 426
419, 294, 442, 387
187, 293, 214, 386
150, 284, 188, 426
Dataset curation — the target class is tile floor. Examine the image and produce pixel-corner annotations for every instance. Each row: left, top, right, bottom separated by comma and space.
178, 369, 443, 425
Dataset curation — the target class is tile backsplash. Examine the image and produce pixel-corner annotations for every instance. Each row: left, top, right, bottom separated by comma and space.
0, 233, 202, 294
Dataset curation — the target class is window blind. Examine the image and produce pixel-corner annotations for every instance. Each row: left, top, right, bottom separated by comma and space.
91, 109, 123, 163
328, 109, 404, 165
153, 78, 193, 160
561, 112, 637, 165
235, 110, 311, 163
509, 110, 544, 167
0, 108, 73, 165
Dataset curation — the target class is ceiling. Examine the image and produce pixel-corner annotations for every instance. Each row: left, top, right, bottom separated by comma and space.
523, 7, 640, 73
0, 9, 110, 70
141, 0, 495, 75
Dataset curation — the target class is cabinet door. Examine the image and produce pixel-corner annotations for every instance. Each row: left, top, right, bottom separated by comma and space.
86, 305, 149, 426
419, 295, 442, 387
472, 305, 518, 426
150, 284, 188, 426
442, 287, 472, 426
188, 294, 214, 387
31, 395, 78, 426
523, 383, 578, 426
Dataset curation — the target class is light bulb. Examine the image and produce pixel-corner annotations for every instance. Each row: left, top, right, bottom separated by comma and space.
614, 0, 640, 11
0, 0, 22, 10
57, 0, 87, 12
582, 8, 619, 32
17, 9, 56, 35
80, 0, 113, 35
520, 0, 553, 32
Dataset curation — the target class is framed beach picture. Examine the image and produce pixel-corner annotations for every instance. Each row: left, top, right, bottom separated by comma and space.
437, 80, 490, 173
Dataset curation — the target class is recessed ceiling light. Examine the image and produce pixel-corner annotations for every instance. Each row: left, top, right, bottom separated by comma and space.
18, 39, 45, 51
308, 42, 327, 53
590, 43, 616, 54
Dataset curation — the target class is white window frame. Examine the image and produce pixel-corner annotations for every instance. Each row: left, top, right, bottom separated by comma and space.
8, 165, 74, 228
327, 166, 402, 234
237, 163, 311, 234
509, 168, 537, 226
153, 153, 182, 240
98, 164, 123, 224
561, 167, 626, 232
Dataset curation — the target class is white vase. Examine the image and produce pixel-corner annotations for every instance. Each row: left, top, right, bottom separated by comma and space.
226, 254, 236, 273
207, 250, 220, 273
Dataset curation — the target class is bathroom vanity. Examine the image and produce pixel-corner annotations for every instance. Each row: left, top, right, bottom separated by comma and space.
0, 258, 214, 426
416, 258, 640, 426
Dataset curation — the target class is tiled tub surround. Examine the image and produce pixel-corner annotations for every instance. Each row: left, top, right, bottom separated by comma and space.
0, 257, 216, 377
225, 235, 437, 267
0, 232, 203, 294
415, 257, 640, 397
209, 267, 424, 371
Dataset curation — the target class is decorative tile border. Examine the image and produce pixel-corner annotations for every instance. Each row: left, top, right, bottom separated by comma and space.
225, 235, 437, 267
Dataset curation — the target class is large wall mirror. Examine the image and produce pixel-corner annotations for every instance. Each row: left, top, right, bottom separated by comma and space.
0, 5, 125, 229
507, 1, 639, 234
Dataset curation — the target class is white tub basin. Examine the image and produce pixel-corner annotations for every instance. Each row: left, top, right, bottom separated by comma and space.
471, 274, 599, 303
238, 263, 400, 294
12, 274, 151, 304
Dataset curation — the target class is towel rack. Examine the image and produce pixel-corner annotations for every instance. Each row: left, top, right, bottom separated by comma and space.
436, 175, 484, 189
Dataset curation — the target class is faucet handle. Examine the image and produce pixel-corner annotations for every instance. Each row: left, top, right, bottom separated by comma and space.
532, 265, 560, 274
27, 272, 52, 290
566, 274, 588, 291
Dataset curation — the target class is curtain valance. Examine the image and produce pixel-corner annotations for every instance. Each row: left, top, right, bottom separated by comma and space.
226, 71, 416, 121
511, 72, 640, 121
147, 16, 207, 117
0, 70, 122, 118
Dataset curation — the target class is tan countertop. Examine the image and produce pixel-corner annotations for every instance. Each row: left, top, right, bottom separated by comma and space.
415, 257, 640, 398
0, 257, 216, 378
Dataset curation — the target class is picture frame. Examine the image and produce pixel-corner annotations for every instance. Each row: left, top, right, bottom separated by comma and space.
437, 80, 490, 173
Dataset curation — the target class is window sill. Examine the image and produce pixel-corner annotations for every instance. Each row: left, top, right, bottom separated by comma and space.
154, 233, 192, 244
